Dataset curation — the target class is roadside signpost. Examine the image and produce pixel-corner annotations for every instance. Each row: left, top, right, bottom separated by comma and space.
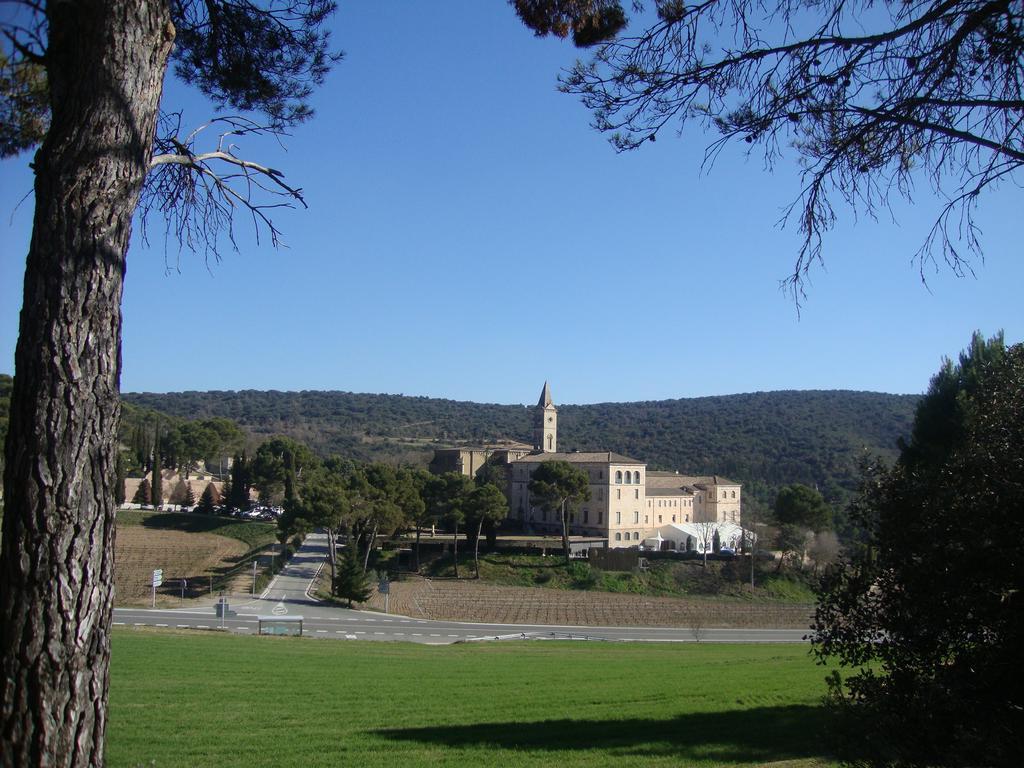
378, 578, 390, 614
151, 568, 163, 607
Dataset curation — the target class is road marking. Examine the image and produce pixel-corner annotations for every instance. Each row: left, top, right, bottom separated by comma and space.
394, 633, 405, 636
345, 634, 357, 640
177, 624, 190, 628
312, 616, 323, 619
133, 623, 145, 626
113, 622, 125, 626
197, 625, 209, 629
430, 633, 441, 637
412, 633, 422, 636
271, 601, 287, 616
373, 632, 385, 635
354, 631, 365, 635
156, 623, 168, 627
447, 635, 458, 638
316, 630, 327, 634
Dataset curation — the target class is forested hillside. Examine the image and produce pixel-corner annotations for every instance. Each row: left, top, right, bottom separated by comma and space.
121, 388, 919, 511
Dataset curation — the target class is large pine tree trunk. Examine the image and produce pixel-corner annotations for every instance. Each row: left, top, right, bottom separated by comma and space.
0, 3, 174, 766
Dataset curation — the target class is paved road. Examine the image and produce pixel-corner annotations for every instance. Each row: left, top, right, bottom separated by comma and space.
113, 533, 812, 645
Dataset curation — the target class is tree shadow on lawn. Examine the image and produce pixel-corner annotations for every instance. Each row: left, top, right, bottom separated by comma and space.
140, 512, 239, 535
373, 704, 843, 764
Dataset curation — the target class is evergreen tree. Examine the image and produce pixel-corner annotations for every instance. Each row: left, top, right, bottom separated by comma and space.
814, 333, 1023, 766
334, 549, 372, 608
131, 478, 151, 507
182, 483, 196, 509
151, 420, 163, 510
196, 484, 218, 515
113, 453, 126, 507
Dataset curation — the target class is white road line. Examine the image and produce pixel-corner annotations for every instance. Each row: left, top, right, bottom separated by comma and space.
373, 632, 385, 635
412, 633, 422, 636
113, 622, 125, 626
156, 623, 168, 627
133, 623, 144, 626
197, 625, 209, 629
447, 634, 458, 638
430, 633, 441, 637
354, 631, 366, 635
394, 633, 405, 636
316, 630, 327, 634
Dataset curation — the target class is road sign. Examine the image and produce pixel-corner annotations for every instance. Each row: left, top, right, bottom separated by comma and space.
152, 569, 163, 587
378, 579, 390, 595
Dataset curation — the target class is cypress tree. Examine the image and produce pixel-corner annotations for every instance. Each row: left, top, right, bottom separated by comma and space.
132, 478, 151, 507
114, 453, 126, 506
197, 484, 218, 515
182, 483, 196, 508
151, 421, 162, 510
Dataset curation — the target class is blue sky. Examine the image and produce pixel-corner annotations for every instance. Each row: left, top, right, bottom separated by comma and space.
1, 1, 1021, 405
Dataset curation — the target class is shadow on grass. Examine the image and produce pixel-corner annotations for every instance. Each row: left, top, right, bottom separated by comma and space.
140, 512, 241, 534
374, 704, 841, 763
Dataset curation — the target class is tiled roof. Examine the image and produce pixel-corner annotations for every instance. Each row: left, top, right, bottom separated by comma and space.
510, 451, 644, 465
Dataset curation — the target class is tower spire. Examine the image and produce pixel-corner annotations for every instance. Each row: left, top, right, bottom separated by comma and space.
533, 381, 557, 453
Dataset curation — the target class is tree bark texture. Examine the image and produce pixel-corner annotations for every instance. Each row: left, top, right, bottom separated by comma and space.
0, 3, 173, 766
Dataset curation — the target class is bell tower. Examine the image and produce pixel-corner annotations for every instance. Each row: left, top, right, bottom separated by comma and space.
533, 381, 557, 453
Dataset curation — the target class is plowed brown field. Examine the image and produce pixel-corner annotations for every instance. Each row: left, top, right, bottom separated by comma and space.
115, 526, 247, 605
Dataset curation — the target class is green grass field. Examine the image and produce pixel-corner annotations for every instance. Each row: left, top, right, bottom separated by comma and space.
108, 629, 839, 768
117, 509, 278, 549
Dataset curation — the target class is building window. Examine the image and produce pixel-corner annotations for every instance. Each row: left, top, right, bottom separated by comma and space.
615, 532, 621, 541
731, 491, 736, 499
599, 470, 603, 479
634, 471, 640, 484
633, 532, 640, 541
617, 489, 621, 500
598, 511, 603, 524
685, 514, 689, 522
616, 511, 621, 524
624, 472, 631, 485
634, 489, 639, 499
672, 515, 676, 523
633, 511, 639, 524
658, 515, 662, 523
615, 471, 622, 484
722, 490, 727, 499
583, 509, 589, 523
644, 515, 648, 524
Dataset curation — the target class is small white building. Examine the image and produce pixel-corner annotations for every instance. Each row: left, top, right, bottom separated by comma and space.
642, 522, 746, 553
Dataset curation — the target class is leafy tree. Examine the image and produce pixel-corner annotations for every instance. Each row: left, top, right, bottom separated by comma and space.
288, 466, 348, 591
132, 478, 152, 507
528, 460, 591, 565
334, 548, 372, 608
774, 483, 833, 532
395, 467, 430, 572
250, 436, 317, 504
813, 333, 1023, 766
424, 472, 474, 578
465, 484, 509, 578
0, 3, 339, 761
196, 483, 219, 515
515, 0, 1024, 293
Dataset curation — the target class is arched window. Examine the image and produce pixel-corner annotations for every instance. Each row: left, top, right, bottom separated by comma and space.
633, 471, 640, 484
547, 434, 553, 450
615, 471, 622, 484
615, 532, 622, 541
633, 532, 640, 540
624, 472, 631, 485
731, 490, 736, 498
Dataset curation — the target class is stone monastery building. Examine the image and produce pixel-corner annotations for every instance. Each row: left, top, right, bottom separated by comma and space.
432, 383, 743, 550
